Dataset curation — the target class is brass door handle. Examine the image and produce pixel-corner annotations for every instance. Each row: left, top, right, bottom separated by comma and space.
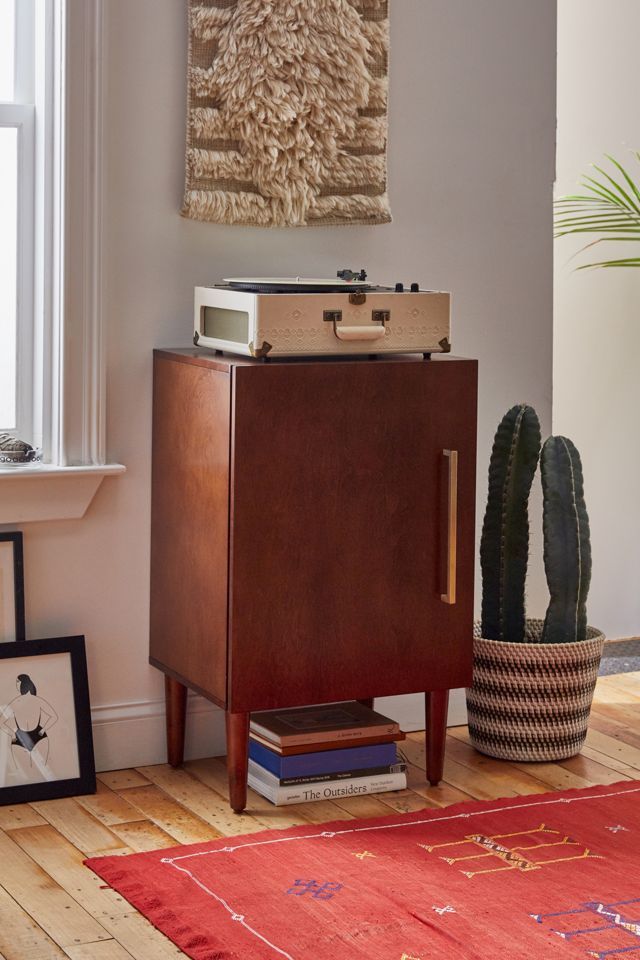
441, 449, 458, 604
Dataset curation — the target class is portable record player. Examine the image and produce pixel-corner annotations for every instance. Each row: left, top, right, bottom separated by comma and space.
193, 270, 451, 359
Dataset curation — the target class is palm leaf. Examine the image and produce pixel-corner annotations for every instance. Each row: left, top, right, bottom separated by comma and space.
606, 153, 640, 206
577, 257, 640, 269
554, 153, 640, 269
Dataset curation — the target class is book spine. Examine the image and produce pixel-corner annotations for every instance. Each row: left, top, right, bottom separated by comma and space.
253, 763, 406, 787
250, 723, 399, 748
251, 731, 406, 756
248, 738, 398, 778
248, 771, 407, 806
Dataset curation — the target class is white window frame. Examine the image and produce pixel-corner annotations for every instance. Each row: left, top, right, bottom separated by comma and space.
56, 0, 106, 467
0, 0, 124, 523
0, 0, 35, 440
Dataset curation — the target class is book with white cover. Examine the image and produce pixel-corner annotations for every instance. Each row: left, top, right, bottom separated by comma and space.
248, 759, 407, 806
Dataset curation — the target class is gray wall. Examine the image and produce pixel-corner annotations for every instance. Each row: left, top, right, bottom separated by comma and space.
23, 0, 557, 767
555, 0, 640, 639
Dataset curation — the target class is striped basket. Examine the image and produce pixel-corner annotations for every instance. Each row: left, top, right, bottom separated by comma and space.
466, 619, 605, 762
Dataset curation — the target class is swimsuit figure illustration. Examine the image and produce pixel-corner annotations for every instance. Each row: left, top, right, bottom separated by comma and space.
1, 674, 59, 772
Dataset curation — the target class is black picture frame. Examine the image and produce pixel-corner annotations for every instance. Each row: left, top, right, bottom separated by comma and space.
0, 635, 96, 804
0, 532, 25, 642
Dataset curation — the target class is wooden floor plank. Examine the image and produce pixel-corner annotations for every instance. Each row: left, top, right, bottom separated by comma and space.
284, 799, 356, 823
375, 789, 437, 814
585, 727, 640, 769
0, 885, 67, 960
185, 757, 313, 830
31, 799, 129, 857
97, 771, 150, 792
595, 672, 640, 701
592, 701, 640, 737
332, 794, 400, 818
117, 784, 222, 845
513, 761, 599, 791
97, 914, 184, 960
0, 829, 110, 948
580, 742, 640, 778
75, 792, 147, 828
64, 942, 135, 960
134, 764, 266, 836
402, 735, 518, 800
108, 820, 179, 853
0, 806, 47, 831
403, 761, 474, 807
555, 753, 631, 786
444, 732, 551, 795
7, 826, 132, 920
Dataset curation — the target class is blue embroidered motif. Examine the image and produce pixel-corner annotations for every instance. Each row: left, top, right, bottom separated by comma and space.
286, 880, 343, 900
531, 898, 640, 958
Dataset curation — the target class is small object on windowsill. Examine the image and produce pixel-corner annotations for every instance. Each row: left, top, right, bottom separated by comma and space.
0, 434, 42, 467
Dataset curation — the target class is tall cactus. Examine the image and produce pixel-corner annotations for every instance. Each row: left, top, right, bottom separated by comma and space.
480, 405, 541, 643
541, 436, 591, 643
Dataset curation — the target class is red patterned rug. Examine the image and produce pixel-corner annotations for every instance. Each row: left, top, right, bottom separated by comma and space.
86, 782, 640, 959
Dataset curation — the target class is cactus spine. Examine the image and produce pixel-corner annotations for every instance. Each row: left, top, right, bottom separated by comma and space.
541, 436, 591, 644
480, 404, 541, 643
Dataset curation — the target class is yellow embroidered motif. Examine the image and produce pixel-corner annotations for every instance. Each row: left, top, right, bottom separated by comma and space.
400, 954, 422, 960
419, 824, 602, 878
353, 851, 376, 861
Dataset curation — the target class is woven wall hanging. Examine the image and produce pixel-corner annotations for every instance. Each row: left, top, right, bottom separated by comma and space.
182, 0, 391, 228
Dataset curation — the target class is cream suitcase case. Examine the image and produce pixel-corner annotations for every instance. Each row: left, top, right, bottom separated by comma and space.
194, 286, 451, 358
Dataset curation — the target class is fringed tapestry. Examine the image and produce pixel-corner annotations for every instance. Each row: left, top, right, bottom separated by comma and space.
182, 0, 391, 228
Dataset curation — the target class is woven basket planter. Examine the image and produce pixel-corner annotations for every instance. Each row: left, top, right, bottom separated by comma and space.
466, 619, 605, 762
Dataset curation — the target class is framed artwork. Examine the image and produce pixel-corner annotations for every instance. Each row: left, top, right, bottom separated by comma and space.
0, 532, 25, 643
0, 635, 96, 804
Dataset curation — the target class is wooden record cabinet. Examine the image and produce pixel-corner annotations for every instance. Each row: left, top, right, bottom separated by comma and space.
150, 349, 478, 812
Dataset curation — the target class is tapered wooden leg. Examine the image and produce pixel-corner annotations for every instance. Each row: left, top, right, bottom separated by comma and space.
425, 689, 449, 786
226, 711, 250, 813
358, 698, 374, 710
165, 675, 187, 767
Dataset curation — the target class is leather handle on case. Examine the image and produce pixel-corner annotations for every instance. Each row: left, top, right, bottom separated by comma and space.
441, 449, 458, 605
333, 322, 386, 342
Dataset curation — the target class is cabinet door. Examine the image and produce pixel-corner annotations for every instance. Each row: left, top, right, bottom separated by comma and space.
229, 358, 477, 712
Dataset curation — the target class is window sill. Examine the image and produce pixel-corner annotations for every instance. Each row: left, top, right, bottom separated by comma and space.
0, 464, 126, 524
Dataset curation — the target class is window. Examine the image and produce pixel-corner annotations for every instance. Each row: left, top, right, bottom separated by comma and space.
0, 0, 117, 475
0, 0, 123, 521
0, 0, 35, 442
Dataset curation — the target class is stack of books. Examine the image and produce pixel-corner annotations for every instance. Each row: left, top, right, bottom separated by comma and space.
248, 701, 407, 805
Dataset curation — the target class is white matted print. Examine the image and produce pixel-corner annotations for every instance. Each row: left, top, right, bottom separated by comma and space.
0, 652, 79, 786
0, 533, 25, 642
0, 636, 95, 803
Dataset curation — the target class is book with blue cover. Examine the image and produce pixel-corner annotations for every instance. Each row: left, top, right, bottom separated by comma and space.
249, 737, 398, 780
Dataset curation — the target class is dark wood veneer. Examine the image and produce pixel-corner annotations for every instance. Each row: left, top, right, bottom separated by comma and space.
150, 349, 477, 812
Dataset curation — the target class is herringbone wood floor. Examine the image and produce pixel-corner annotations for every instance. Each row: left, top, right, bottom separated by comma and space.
0, 672, 638, 960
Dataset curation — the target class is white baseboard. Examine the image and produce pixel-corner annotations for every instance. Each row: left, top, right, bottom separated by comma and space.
90, 690, 468, 772
91, 693, 226, 772
376, 688, 468, 732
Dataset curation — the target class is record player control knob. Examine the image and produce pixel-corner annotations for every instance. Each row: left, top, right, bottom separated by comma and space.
395, 282, 404, 292
410, 282, 420, 292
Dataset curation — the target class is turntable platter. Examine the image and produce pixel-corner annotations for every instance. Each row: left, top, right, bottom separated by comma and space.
223, 277, 374, 293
